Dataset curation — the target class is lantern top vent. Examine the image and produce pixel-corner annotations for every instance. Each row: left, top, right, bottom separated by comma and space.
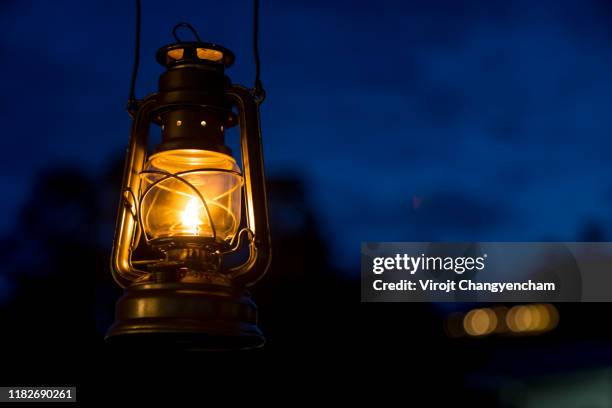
156, 42, 235, 69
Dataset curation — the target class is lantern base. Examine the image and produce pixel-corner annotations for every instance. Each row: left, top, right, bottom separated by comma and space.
105, 282, 264, 351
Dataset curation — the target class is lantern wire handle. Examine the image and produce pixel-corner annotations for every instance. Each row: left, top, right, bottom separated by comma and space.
252, 0, 265, 103
172, 22, 202, 42
127, 0, 141, 114
127, 1, 265, 107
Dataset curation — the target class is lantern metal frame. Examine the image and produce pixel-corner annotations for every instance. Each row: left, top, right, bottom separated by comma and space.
106, 49, 272, 349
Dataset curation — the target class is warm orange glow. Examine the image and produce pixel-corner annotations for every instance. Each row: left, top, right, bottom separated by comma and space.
140, 149, 242, 244
506, 304, 558, 334
542, 303, 559, 331
514, 305, 533, 332
197, 48, 223, 62
180, 197, 203, 234
453, 304, 558, 339
492, 306, 509, 333
463, 308, 497, 336
167, 48, 184, 60
532, 306, 544, 329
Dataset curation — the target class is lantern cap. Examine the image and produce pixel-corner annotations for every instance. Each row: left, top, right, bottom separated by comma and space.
156, 42, 235, 69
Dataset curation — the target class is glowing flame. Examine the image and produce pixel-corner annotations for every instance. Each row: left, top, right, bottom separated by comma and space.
181, 197, 202, 234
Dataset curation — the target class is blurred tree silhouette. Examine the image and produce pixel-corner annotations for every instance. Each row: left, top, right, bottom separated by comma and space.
0, 168, 106, 383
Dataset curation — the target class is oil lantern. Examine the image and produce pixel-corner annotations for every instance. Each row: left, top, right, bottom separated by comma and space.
106, 22, 271, 350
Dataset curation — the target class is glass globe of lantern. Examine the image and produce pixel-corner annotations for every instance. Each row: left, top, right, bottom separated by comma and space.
140, 149, 242, 246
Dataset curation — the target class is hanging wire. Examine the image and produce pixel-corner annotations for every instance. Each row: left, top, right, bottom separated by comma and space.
252, 0, 266, 103
127, 0, 266, 108
172, 22, 202, 42
127, 0, 141, 114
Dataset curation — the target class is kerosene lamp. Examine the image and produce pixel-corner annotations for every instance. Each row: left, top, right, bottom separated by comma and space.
106, 9, 271, 350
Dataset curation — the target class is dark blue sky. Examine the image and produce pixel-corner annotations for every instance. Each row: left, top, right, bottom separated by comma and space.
2, 0, 612, 272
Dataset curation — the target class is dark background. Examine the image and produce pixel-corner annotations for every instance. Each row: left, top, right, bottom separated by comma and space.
1, 0, 612, 405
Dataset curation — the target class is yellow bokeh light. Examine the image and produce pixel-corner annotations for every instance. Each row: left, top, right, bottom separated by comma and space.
506, 304, 559, 334
513, 305, 532, 332
526, 304, 542, 331
492, 306, 509, 333
463, 308, 497, 336
543, 303, 559, 330
451, 304, 558, 339
536, 304, 550, 330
